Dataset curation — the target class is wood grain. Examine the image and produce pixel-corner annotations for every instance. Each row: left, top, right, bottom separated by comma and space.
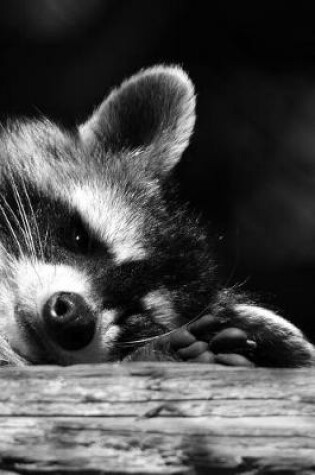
0, 363, 314, 474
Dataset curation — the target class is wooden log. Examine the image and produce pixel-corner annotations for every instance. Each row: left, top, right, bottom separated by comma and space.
0, 363, 314, 474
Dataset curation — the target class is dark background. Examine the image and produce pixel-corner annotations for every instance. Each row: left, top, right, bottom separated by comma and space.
1, 1, 315, 340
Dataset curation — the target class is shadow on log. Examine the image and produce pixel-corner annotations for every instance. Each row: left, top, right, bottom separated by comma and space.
0, 363, 314, 474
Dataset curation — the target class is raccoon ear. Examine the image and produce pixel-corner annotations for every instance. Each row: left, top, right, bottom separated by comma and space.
79, 65, 196, 175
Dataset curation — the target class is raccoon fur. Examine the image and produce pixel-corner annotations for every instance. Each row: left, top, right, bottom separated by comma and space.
0, 65, 313, 367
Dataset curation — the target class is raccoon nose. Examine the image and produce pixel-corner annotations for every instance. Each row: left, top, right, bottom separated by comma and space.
42, 292, 96, 351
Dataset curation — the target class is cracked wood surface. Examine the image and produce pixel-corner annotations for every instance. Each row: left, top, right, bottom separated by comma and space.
0, 363, 314, 474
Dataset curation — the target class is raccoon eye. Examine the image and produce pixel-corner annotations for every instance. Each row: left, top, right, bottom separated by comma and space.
69, 223, 92, 254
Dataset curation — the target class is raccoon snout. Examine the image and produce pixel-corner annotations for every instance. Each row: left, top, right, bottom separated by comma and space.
42, 292, 96, 351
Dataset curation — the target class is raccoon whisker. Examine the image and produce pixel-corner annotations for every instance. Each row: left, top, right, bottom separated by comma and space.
116, 335, 168, 347
0, 241, 14, 265
223, 226, 241, 289
0, 194, 30, 250
9, 174, 36, 261
20, 175, 44, 261
116, 329, 183, 347
0, 201, 25, 258
42, 229, 50, 256
0, 195, 42, 285
229, 277, 250, 293
116, 327, 187, 348
117, 301, 216, 347
5, 173, 32, 256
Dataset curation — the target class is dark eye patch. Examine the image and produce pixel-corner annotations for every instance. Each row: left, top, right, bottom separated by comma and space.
0, 176, 110, 260
61, 214, 98, 255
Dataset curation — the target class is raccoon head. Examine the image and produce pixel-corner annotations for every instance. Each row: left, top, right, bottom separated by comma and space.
0, 66, 216, 365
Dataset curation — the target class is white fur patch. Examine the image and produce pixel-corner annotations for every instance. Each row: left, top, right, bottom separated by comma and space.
143, 289, 178, 329
1, 258, 96, 363
71, 184, 146, 263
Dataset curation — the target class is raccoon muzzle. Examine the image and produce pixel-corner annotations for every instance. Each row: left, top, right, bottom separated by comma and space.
42, 292, 96, 351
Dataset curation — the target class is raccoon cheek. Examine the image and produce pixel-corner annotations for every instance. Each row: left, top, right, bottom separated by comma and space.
0, 285, 16, 338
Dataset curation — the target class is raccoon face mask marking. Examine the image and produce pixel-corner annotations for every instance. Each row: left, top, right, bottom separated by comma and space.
70, 184, 147, 263
0, 65, 210, 365
0, 65, 313, 367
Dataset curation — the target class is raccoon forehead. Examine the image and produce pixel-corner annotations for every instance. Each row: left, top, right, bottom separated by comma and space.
70, 183, 147, 263
1, 119, 76, 182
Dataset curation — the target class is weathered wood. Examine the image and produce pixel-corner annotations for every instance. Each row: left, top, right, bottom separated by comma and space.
0, 363, 314, 474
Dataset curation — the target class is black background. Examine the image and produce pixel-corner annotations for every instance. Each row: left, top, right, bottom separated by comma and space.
1, 1, 315, 340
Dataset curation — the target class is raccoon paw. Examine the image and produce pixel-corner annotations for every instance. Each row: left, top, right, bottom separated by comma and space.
179, 305, 315, 368
170, 316, 255, 366
229, 304, 315, 368
171, 306, 315, 368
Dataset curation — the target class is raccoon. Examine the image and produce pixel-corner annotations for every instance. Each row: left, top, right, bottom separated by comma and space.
0, 65, 313, 367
